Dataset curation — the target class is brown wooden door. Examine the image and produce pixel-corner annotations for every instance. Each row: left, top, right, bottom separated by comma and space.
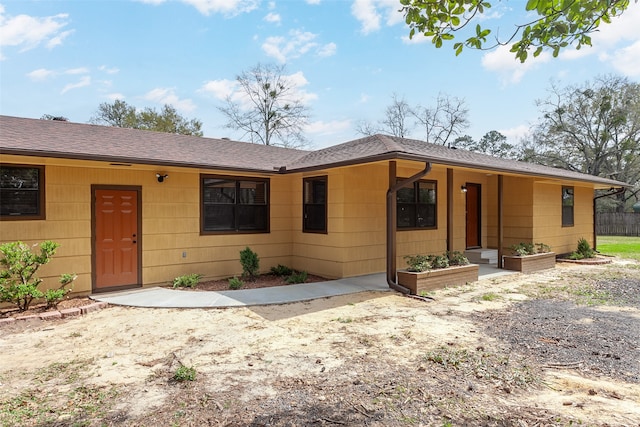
93, 188, 140, 291
465, 183, 481, 248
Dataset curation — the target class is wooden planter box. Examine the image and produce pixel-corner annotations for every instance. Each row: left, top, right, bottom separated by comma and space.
503, 252, 556, 274
397, 264, 479, 295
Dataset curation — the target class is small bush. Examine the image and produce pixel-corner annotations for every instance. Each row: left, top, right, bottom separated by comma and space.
270, 264, 293, 276
509, 242, 551, 256
286, 270, 308, 284
240, 247, 260, 279
447, 251, 470, 266
174, 365, 196, 382
570, 237, 595, 260
172, 273, 202, 288
45, 273, 77, 308
405, 252, 469, 272
228, 276, 244, 290
404, 254, 432, 272
0, 240, 75, 312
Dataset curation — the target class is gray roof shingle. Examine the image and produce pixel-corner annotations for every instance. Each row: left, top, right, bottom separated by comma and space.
0, 115, 628, 188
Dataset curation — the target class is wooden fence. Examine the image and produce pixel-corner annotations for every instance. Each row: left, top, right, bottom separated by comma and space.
596, 212, 640, 236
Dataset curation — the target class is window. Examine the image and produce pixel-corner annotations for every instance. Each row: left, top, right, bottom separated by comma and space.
0, 165, 45, 220
303, 176, 327, 233
562, 186, 574, 227
397, 180, 437, 229
201, 175, 269, 233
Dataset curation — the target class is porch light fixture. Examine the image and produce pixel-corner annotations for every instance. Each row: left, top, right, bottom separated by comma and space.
156, 173, 169, 183
461, 185, 467, 193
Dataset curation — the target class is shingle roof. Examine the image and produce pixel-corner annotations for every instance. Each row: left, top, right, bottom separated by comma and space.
0, 115, 628, 188
285, 134, 628, 188
0, 115, 307, 173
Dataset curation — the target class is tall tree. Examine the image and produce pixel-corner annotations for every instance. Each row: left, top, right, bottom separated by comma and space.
527, 75, 640, 211
400, 0, 634, 62
217, 63, 311, 148
356, 93, 413, 137
412, 93, 469, 146
454, 131, 517, 158
90, 100, 203, 136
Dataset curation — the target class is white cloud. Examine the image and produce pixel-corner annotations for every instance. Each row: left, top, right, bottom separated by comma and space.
181, 0, 259, 16
143, 87, 196, 112
264, 12, 281, 24
0, 8, 72, 52
481, 45, 551, 85
317, 42, 337, 57
200, 79, 237, 99
27, 68, 55, 81
262, 29, 319, 62
305, 119, 352, 135
498, 124, 531, 143
99, 65, 120, 74
608, 40, 640, 77
306, 0, 321, 4
351, 0, 404, 34
200, 70, 317, 109
61, 76, 91, 94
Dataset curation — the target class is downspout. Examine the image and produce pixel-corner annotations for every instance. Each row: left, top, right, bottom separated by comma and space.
386, 161, 433, 294
593, 187, 626, 250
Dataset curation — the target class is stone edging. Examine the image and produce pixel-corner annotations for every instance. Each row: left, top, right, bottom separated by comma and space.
556, 257, 612, 265
0, 301, 109, 326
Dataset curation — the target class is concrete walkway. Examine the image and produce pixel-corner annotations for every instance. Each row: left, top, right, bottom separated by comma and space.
91, 265, 517, 309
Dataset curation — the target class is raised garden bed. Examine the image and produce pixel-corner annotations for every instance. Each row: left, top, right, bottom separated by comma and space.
503, 252, 556, 274
397, 264, 479, 294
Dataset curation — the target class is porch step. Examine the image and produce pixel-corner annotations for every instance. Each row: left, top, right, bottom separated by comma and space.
464, 248, 498, 265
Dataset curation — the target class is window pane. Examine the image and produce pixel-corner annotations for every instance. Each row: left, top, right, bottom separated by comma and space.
304, 180, 326, 204
418, 182, 436, 204
397, 186, 414, 203
304, 204, 326, 231
239, 181, 267, 205
238, 205, 268, 230
0, 166, 41, 217
562, 187, 574, 206
397, 204, 416, 228
203, 179, 235, 204
203, 205, 235, 231
417, 205, 436, 227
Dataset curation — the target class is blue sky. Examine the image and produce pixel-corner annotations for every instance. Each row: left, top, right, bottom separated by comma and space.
1, 0, 639, 149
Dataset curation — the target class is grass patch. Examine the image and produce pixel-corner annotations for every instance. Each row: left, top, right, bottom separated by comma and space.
596, 236, 640, 261
479, 292, 501, 302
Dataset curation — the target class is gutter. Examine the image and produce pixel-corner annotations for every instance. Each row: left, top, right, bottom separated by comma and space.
386, 162, 433, 294
593, 187, 626, 250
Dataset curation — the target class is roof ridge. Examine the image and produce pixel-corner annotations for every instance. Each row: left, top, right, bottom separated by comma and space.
377, 134, 403, 152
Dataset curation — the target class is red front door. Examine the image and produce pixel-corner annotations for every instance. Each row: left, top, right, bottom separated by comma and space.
93, 188, 140, 291
465, 183, 481, 248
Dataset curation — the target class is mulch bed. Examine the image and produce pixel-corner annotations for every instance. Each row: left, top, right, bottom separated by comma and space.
0, 297, 94, 319
175, 273, 328, 292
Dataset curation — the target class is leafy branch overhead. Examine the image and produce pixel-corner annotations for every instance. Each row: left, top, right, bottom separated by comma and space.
399, 0, 634, 62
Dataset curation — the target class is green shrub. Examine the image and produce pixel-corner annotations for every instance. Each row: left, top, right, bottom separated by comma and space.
405, 252, 469, 272
570, 237, 595, 260
0, 241, 76, 312
286, 270, 308, 284
173, 365, 196, 382
239, 247, 260, 279
228, 276, 244, 290
404, 254, 432, 272
45, 273, 77, 308
509, 242, 536, 256
270, 264, 293, 276
447, 251, 470, 266
172, 273, 202, 288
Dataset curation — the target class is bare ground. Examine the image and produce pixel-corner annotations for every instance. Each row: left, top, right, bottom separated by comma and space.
1, 261, 639, 426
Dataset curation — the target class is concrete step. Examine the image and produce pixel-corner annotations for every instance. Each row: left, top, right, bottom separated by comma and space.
464, 248, 498, 265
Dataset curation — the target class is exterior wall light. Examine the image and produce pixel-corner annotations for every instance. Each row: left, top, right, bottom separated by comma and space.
461, 185, 467, 193
156, 173, 169, 183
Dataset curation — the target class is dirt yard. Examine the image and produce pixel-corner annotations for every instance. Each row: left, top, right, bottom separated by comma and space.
1, 261, 639, 426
